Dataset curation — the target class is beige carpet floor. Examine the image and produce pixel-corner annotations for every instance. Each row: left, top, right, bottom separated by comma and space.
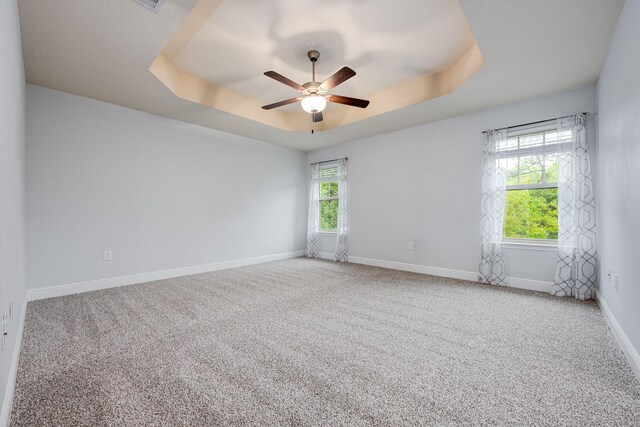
11, 258, 640, 426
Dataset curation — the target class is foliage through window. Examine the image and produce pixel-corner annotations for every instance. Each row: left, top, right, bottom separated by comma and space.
318, 166, 339, 231
499, 127, 571, 240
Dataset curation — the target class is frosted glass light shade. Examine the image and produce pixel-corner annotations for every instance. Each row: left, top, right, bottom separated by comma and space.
301, 94, 327, 113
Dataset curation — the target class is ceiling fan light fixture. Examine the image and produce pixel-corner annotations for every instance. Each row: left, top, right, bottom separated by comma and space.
301, 94, 327, 114
262, 51, 369, 125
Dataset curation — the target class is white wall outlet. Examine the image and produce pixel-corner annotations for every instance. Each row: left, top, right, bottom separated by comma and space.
614, 274, 619, 292
273, 235, 278, 244
607, 269, 612, 283
103, 250, 113, 261
408, 241, 415, 250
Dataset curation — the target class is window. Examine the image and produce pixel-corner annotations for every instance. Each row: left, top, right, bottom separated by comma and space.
318, 165, 339, 232
499, 125, 571, 241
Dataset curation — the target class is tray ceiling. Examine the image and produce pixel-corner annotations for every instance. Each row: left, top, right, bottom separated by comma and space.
151, 0, 484, 132
18, 0, 624, 151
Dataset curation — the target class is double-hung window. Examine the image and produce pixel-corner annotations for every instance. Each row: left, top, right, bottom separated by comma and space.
318, 165, 339, 232
499, 124, 571, 243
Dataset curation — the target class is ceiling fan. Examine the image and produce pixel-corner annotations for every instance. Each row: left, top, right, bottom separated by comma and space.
262, 50, 370, 124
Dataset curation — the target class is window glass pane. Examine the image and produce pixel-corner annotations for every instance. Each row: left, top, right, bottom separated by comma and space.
319, 182, 328, 198
518, 155, 544, 184
496, 137, 513, 151
544, 131, 558, 145
503, 188, 558, 239
518, 133, 544, 148
319, 167, 338, 178
544, 154, 559, 183
319, 182, 338, 198
505, 157, 519, 186
319, 199, 338, 230
329, 182, 338, 197
557, 130, 572, 143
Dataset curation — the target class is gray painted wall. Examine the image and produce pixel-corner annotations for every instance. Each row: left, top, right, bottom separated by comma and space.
307, 85, 597, 283
596, 0, 640, 357
0, 0, 26, 420
26, 85, 308, 289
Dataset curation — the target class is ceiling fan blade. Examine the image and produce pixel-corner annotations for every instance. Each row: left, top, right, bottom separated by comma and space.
320, 67, 356, 91
312, 112, 323, 123
328, 95, 370, 109
264, 71, 304, 91
262, 97, 301, 110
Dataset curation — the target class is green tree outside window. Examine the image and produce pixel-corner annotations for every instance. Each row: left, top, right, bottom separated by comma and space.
319, 182, 338, 231
502, 130, 560, 240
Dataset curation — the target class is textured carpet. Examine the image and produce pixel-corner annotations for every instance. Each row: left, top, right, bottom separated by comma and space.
11, 258, 640, 426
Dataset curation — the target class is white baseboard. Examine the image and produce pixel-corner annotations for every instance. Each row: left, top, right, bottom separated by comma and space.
347, 256, 552, 293
348, 256, 479, 282
506, 276, 553, 293
596, 291, 640, 382
1, 298, 27, 427
318, 252, 335, 261
27, 250, 305, 302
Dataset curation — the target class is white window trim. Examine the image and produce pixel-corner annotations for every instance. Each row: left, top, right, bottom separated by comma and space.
500, 141, 570, 158
501, 238, 558, 252
318, 176, 338, 183
506, 183, 557, 191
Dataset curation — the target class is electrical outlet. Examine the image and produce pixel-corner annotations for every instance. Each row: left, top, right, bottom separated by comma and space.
607, 269, 612, 283
408, 241, 415, 250
273, 235, 278, 244
614, 274, 619, 292
103, 250, 113, 261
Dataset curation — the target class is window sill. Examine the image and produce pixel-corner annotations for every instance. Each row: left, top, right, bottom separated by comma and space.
501, 240, 557, 252
318, 231, 337, 236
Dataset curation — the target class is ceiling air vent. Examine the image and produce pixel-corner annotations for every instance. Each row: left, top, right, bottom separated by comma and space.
133, 0, 165, 13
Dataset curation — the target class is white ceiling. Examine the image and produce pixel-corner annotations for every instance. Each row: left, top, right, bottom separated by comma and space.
18, 0, 624, 151
171, 0, 475, 111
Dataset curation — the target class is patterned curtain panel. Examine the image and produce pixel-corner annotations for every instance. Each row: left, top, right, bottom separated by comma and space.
552, 114, 597, 300
479, 129, 508, 286
306, 164, 320, 258
335, 159, 348, 262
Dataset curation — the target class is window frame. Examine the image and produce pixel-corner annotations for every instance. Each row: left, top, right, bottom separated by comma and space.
501, 124, 566, 245
318, 164, 339, 233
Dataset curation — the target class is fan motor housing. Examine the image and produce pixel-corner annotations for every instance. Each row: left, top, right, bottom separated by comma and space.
302, 81, 323, 93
